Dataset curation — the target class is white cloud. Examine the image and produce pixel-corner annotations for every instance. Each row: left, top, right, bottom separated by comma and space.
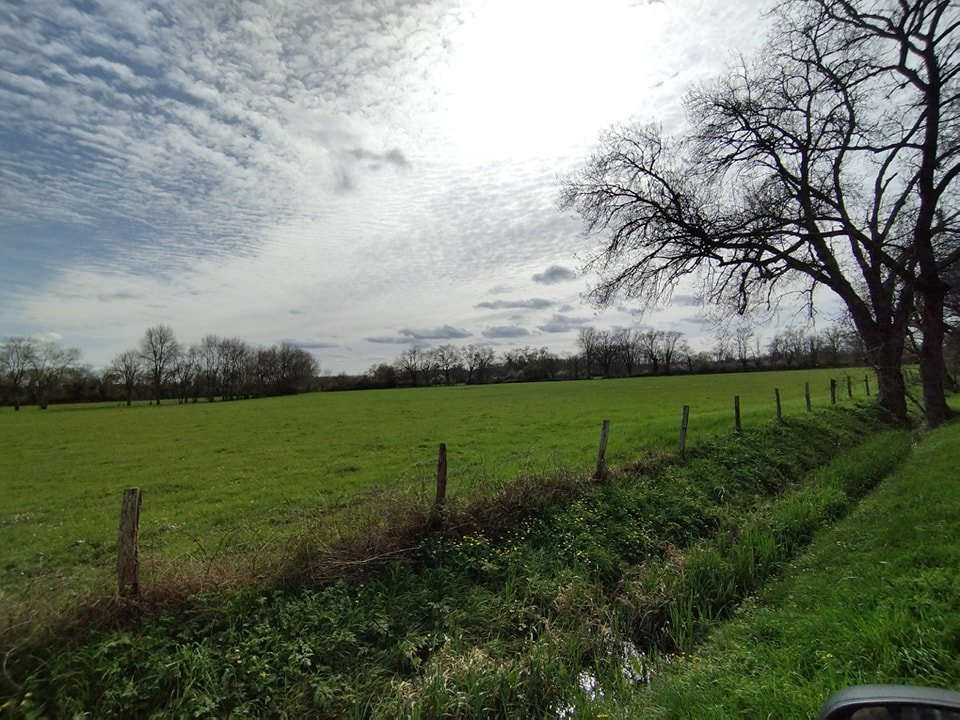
0, 0, 773, 372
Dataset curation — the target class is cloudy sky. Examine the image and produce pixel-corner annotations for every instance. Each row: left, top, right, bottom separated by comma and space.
0, 0, 773, 373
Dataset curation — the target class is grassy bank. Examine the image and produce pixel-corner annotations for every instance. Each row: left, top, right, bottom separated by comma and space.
1, 404, 907, 717
590, 417, 960, 718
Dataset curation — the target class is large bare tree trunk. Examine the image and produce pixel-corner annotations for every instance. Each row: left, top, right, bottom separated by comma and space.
918, 291, 954, 428
860, 326, 909, 423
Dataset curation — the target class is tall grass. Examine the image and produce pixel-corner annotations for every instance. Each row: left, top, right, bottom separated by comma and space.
597, 418, 960, 719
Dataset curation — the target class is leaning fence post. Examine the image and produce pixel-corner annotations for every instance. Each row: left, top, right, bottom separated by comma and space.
864, 375, 871, 396
435, 443, 447, 511
805, 382, 812, 411
830, 378, 837, 404
734, 395, 742, 433
846, 375, 853, 399
775, 388, 782, 422
678, 405, 690, 459
595, 420, 610, 480
118, 488, 142, 597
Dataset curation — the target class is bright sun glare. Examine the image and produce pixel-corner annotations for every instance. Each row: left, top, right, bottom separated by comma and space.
438, 0, 669, 163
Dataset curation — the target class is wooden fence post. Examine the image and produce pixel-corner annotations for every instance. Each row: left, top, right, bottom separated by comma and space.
435, 443, 447, 511
775, 388, 782, 421
846, 375, 853, 399
118, 488, 142, 597
595, 420, 611, 480
734, 395, 742, 433
678, 405, 690, 459
864, 375, 871, 396
830, 378, 837, 404
805, 382, 812, 411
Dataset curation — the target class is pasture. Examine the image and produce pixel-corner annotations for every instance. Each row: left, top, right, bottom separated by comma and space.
0, 368, 869, 598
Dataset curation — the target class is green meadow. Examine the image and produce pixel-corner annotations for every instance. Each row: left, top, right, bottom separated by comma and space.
2, 390, 909, 716
0, 368, 869, 598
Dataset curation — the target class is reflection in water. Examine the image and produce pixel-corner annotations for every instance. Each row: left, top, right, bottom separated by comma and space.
555, 639, 653, 718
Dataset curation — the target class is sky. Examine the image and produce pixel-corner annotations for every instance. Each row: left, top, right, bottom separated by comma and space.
0, 0, 776, 374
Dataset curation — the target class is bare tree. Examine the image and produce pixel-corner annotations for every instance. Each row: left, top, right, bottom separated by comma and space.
365, 362, 397, 388
820, 325, 845, 367
0, 336, 36, 410
713, 330, 733, 367
396, 347, 427, 387
463, 344, 496, 385
593, 330, 618, 377
503, 348, 527, 375
173, 345, 201, 403
733, 324, 756, 371
769, 327, 810, 368
811, 0, 960, 424
613, 327, 644, 376
637, 329, 664, 375
111, 349, 142, 407
28, 341, 80, 409
218, 337, 250, 400
503, 346, 560, 380
430, 344, 463, 386
561, 0, 959, 425
661, 330, 687, 375
196, 335, 222, 402
576, 327, 602, 377
276, 344, 317, 394
246, 343, 316, 396
139, 324, 180, 406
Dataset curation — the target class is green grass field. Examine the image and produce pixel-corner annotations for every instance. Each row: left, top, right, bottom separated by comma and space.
1, 395, 902, 716
0, 368, 871, 599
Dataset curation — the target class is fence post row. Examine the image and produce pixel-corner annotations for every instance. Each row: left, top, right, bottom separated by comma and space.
595, 420, 611, 480
118, 487, 142, 597
110, 373, 886, 591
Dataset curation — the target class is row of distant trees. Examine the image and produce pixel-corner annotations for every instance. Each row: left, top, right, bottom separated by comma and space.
0, 324, 319, 409
6, 319, 956, 404
323, 321, 876, 391
125, 324, 318, 407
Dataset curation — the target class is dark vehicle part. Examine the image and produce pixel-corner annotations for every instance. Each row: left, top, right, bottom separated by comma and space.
820, 685, 960, 720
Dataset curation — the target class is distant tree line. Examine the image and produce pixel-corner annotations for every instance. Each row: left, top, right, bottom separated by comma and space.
5, 317, 956, 405
321, 321, 881, 391
0, 324, 318, 409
